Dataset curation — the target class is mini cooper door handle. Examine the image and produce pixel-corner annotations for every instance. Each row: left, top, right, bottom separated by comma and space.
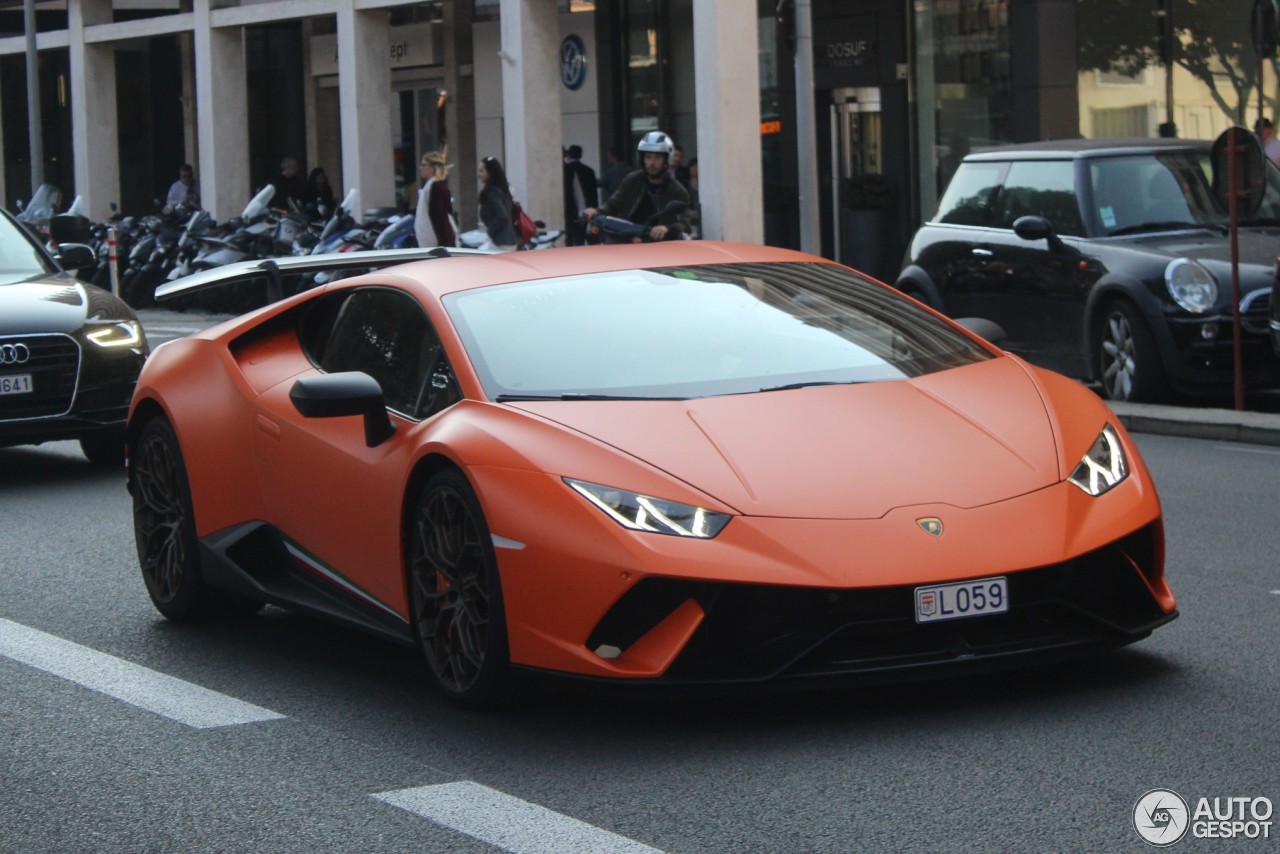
971, 247, 994, 256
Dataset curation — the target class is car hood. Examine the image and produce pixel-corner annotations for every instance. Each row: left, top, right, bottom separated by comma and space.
1122, 228, 1278, 283
0, 277, 128, 333
515, 358, 1064, 519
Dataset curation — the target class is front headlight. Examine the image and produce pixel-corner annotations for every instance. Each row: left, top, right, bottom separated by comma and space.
566, 478, 731, 538
1165, 258, 1217, 313
1068, 424, 1129, 496
86, 320, 144, 349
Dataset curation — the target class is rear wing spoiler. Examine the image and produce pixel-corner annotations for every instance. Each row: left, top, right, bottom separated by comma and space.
154, 247, 492, 303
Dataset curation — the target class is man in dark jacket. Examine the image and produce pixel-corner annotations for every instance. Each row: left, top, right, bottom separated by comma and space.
583, 131, 691, 242
563, 145, 598, 246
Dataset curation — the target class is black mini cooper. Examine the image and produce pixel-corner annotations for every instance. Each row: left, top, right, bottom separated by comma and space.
0, 206, 149, 464
896, 138, 1279, 403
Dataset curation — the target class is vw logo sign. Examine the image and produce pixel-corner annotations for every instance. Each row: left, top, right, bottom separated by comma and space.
1, 343, 31, 365
560, 34, 587, 91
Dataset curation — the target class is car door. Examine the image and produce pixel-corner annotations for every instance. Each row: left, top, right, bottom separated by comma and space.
252, 286, 462, 611
914, 160, 1008, 318
960, 159, 1092, 375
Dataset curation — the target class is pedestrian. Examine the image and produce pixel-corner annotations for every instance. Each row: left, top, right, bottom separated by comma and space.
164, 163, 199, 212
563, 144, 598, 246
477, 155, 519, 252
303, 167, 335, 214
415, 150, 459, 248
598, 145, 630, 203
668, 144, 691, 187
271, 156, 306, 211
1255, 118, 1280, 168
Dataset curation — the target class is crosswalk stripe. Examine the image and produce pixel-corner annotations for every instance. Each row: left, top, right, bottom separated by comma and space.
373, 781, 664, 854
0, 618, 284, 729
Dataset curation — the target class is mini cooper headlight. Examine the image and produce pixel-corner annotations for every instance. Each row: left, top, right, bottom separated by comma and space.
1165, 258, 1217, 313
1068, 424, 1128, 496
86, 321, 144, 349
566, 478, 731, 538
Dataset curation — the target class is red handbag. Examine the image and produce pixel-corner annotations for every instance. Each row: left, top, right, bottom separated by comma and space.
512, 201, 538, 247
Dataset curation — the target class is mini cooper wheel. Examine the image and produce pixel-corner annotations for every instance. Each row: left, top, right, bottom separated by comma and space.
407, 469, 511, 707
1097, 300, 1168, 403
130, 417, 259, 620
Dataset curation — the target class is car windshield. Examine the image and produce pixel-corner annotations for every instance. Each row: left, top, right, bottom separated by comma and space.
0, 211, 55, 279
445, 262, 993, 401
1087, 151, 1224, 236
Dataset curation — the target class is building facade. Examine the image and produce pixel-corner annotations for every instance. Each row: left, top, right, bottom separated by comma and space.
1, 0, 1268, 276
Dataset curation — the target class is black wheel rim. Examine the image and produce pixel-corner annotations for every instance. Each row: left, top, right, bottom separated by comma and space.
409, 485, 490, 694
1100, 311, 1136, 400
132, 431, 187, 603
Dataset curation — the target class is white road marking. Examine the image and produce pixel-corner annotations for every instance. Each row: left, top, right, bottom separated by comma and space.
0, 619, 284, 729
373, 781, 664, 854
1213, 445, 1280, 456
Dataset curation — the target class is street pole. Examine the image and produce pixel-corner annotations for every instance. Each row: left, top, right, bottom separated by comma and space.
24, 0, 44, 191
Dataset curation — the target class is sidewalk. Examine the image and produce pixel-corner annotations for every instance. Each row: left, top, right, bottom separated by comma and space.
1107, 401, 1280, 446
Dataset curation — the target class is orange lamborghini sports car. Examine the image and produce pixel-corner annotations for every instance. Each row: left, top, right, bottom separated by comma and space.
126, 242, 1177, 705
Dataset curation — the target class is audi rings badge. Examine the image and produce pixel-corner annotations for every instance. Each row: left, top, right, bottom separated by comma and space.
0, 343, 31, 365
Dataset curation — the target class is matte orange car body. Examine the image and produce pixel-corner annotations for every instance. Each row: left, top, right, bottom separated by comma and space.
127, 241, 1176, 694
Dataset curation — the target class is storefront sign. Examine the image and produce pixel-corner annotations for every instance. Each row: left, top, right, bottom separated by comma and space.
820, 38, 876, 68
310, 22, 437, 77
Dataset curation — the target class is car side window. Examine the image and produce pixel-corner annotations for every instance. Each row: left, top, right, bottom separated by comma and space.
933, 162, 1006, 226
313, 288, 460, 420
990, 161, 1084, 236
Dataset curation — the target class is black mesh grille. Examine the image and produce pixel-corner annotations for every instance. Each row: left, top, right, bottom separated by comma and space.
587, 526, 1172, 685
0, 334, 80, 419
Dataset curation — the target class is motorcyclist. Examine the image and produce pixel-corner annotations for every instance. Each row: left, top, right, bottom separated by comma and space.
582, 131, 691, 242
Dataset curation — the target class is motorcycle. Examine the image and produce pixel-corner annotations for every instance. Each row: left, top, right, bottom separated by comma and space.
587, 200, 688, 244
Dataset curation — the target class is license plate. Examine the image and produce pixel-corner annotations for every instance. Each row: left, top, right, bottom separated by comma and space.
0, 374, 32, 395
915, 576, 1009, 624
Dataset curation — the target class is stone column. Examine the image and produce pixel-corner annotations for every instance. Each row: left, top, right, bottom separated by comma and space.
193, 0, 249, 221
692, 0, 763, 244
68, 0, 119, 221
444, 0, 477, 231
337, 7, 394, 211
499, 0, 562, 227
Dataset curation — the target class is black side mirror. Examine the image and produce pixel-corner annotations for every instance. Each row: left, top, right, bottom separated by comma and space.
55, 243, 96, 271
289, 371, 396, 447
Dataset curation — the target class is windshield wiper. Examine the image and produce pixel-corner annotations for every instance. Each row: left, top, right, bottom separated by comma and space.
495, 393, 686, 402
757, 380, 856, 393
1106, 221, 1218, 237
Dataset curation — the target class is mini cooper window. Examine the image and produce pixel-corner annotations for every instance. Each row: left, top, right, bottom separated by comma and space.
933, 162, 1006, 226
446, 262, 993, 401
990, 161, 1084, 236
313, 288, 458, 419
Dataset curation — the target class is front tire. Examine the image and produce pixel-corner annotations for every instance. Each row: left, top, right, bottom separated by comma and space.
1096, 300, 1169, 403
130, 417, 259, 620
407, 468, 511, 708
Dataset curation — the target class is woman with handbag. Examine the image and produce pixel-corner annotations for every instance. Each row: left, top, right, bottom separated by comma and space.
415, 151, 459, 248
477, 156, 519, 252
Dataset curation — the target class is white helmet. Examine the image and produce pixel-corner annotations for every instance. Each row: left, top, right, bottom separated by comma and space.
637, 131, 674, 158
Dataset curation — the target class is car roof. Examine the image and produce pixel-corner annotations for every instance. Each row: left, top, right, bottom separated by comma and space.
962, 137, 1211, 162
363, 241, 835, 298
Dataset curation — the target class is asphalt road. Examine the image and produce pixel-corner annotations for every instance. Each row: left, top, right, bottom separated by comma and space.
1, 432, 1277, 853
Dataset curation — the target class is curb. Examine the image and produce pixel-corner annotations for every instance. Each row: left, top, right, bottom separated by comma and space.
1107, 402, 1280, 447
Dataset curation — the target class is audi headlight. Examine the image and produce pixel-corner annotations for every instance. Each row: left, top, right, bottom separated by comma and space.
1068, 424, 1128, 496
86, 320, 143, 349
566, 478, 731, 538
1165, 258, 1217, 313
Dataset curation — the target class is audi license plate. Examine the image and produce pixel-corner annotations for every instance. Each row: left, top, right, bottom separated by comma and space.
914, 576, 1008, 624
0, 374, 32, 395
